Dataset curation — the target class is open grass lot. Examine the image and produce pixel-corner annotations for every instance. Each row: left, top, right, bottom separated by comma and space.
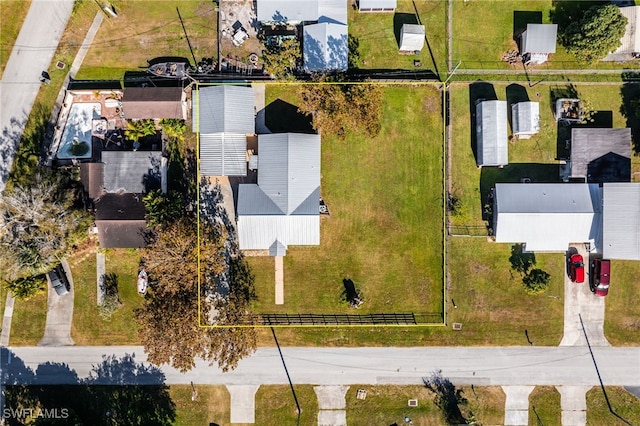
348, 0, 446, 76
6, 288, 47, 345
587, 387, 640, 425
604, 259, 640, 346
529, 386, 561, 425
0, 0, 31, 78
452, 0, 639, 71
255, 385, 318, 425
76, 0, 217, 80
250, 83, 444, 318
171, 385, 230, 426
71, 247, 144, 345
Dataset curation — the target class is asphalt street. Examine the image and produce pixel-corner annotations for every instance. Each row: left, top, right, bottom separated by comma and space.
4, 346, 640, 387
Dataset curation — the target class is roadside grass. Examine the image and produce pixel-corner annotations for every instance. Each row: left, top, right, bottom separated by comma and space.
529, 386, 561, 425
0, 0, 31, 78
603, 260, 640, 346
75, 1, 217, 80
586, 387, 640, 425
7, 290, 47, 345
348, 0, 447, 76
171, 385, 230, 426
71, 247, 144, 345
255, 385, 318, 425
251, 83, 444, 317
452, 0, 637, 71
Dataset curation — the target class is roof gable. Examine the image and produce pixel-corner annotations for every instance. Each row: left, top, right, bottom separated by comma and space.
195, 86, 255, 134
303, 23, 348, 72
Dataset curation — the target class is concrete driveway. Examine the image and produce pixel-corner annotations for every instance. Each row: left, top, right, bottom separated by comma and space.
38, 259, 75, 346
560, 244, 609, 347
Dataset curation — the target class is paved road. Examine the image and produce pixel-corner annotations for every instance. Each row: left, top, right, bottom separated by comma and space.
4, 346, 640, 386
0, 0, 74, 191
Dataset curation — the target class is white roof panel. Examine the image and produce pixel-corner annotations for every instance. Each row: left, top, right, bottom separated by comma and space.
522, 24, 557, 54
195, 86, 254, 134
359, 0, 396, 10
258, 0, 319, 22
318, 0, 347, 24
200, 133, 247, 176
399, 24, 425, 51
303, 23, 348, 72
477, 100, 508, 166
615, 6, 640, 53
238, 215, 320, 249
511, 101, 540, 135
603, 183, 640, 260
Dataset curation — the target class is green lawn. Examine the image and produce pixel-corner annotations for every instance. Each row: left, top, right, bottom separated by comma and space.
76, 0, 217, 80
604, 259, 640, 346
171, 385, 230, 426
349, 0, 447, 76
452, 0, 638, 71
587, 387, 640, 425
250, 83, 444, 318
7, 289, 48, 345
0, 0, 31, 78
529, 386, 561, 425
255, 385, 318, 425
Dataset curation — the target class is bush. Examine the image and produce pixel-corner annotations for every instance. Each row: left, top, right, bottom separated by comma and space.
522, 269, 551, 295
5, 276, 46, 300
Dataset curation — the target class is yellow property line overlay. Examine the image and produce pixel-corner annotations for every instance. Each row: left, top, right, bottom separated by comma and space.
195, 80, 449, 328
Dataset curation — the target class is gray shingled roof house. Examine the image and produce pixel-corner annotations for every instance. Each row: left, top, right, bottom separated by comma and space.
122, 87, 186, 120
476, 100, 508, 167
569, 128, 631, 183
521, 23, 557, 65
237, 133, 321, 256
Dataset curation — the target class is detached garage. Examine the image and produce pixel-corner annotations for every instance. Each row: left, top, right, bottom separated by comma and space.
399, 24, 425, 53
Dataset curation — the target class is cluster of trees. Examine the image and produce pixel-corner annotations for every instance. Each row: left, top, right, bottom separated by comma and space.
261, 38, 300, 80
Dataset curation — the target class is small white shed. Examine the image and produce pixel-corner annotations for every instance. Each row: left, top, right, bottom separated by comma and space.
511, 101, 540, 139
358, 0, 396, 13
521, 23, 557, 65
399, 24, 425, 53
476, 100, 508, 167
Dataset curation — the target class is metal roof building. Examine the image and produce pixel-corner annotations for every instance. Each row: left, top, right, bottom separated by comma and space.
193, 86, 255, 134
318, 0, 347, 24
122, 87, 185, 120
493, 183, 602, 252
399, 24, 425, 52
358, 0, 396, 13
614, 6, 640, 54
102, 151, 162, 194
257, 0, 319, 23
570, 128, 631, 183
200, 133, 247, 176
511, 101, 540, 138
476, 100, 508, 167
603, 183, 640, 260
303, 23, 348, 72
237, 133, 321, 255
521, 24, 557, 65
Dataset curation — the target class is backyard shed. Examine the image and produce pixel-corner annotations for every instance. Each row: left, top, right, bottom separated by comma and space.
476, 100, 508, 167
603, 182, 640, 260
122, 87, 185, 120
358, 0, 396, 13
493, 183, 602, 252
569, 128, 631, 183
399, 24, 425, 53
303, 23, 348, 72
520, 23, 557, 65
511, 101, 540, 138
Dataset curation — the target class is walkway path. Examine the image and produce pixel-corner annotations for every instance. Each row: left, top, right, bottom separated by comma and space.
557, 385, 590, 426
38, 259, 74, 346
275, 256, 284, 304
252, 83, 271, 134
226, 384, 259, 424
502, 386, 534, 426
96, 251, 106, 305
0, 0, 74, 191
0, 294, 16, 346
315, 385, 348, 426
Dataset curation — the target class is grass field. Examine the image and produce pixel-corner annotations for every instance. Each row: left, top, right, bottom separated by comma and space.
76, 0, 217, 80
171, 385, 230, 426
0, 0, 31, 78
348, 0, 447, 76
249, 83, 444, 318
452, 0, 638, 71
587, 387, 640, 425
529, 386, 561, 425
7, 289, 47, 345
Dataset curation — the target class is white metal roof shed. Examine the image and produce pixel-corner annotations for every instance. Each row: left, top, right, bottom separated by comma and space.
494, 183, 602, 252
399, 24, 425, 52
521, 24, 557, 54
303, 23, 348, 72
476, 100, 508, 166
511, 101, 540, 137
603, 183, 640, 260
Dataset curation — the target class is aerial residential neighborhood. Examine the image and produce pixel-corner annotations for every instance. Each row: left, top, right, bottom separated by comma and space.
1, 0, 640, 425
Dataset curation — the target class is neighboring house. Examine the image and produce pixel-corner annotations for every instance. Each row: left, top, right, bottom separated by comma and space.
303, 23, 348, 72
511, 101, 540, 139
194, 85, 255, 177
476, 100, 508, 167
122, 87, 186, 120
399, 24, 425, 53
358, 0, 396, 13
80, 151, 163, 248
602, 182, 640, 260
493, 183, 602, 252
257, 0, 319, 24
520, 23, 557, 65
568, 128, 631, 183
237, 133, 321, 256
607, 6, 640, 59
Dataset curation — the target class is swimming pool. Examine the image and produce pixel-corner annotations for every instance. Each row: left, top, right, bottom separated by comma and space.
57, 102, 101, 159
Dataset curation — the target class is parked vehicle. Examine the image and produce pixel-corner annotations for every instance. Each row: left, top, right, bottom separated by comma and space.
137, 269, 148, 295
569, 253, 584, 283
591, 258, 611, 297
48, 266, 69, 296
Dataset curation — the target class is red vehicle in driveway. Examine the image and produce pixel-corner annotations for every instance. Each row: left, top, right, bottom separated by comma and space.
569, 254, 584, 283
591, 259, 611, 296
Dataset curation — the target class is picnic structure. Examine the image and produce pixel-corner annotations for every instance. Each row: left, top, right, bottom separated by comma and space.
511, 101, 540, 139
358, 0, 396, 13
567, 128, 631, 183
399, 24, 425, 53
475, 100, 508, 167
520, 23, 558, 65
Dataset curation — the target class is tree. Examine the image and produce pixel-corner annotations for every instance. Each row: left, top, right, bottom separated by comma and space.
297, 76, 383, 138
135, 219, 257, 372
509, 243, 536, 276
142, 189, 184, 227
522, 268, 551, 295
125, 119, 157, 143
423, 370, 476, 425
560, 4, 627, 64
5, 276, 46, 300
261, 38, 300, 80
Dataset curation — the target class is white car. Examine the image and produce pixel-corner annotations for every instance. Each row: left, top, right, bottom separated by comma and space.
137, 270, 148, 295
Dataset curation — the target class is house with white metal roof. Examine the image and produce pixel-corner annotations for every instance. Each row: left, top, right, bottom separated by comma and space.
511, 101, 540, 139
602, 183, 640, 260
399, 24, 425, 53
493, 183, 602, 252
358, 0, 396, 13
303, 23, 348, 72
237, 133, 321, 256
476, 100, 508, 167
520, 23, 557, 65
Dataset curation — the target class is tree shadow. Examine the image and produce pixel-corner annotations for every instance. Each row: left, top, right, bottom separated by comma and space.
393, 13, 419, 48
265, 98, 314, 133
620, 82, 640, 154
509, 243, 536, 275
342, 278, 363, 308
513, 11, 543, 46
469, 81, 498, 165
423, 371, 472, 425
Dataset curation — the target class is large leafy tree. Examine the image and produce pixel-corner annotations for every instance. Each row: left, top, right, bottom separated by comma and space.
560, 4, 627, 64
297, 77, 383, 138
261, 38, 300, 80
135, 219, 257, 372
